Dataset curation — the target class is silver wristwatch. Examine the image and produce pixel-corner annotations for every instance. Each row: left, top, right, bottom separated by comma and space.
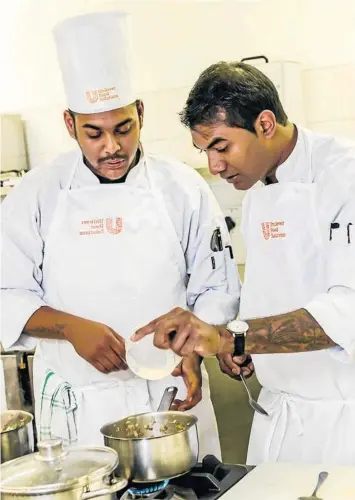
226, 320, 249, 357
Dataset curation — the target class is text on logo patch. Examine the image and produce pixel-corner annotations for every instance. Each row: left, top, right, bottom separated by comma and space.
79, 217, 123, 236
85, 87, 119, 104
261, 221, 286, 240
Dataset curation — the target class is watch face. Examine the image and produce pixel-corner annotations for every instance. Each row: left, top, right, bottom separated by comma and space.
228, 320, 249, 334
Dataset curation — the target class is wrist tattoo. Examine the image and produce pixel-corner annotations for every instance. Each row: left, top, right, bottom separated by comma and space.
245, 309, 336, 354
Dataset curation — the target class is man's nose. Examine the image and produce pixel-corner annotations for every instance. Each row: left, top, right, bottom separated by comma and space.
104, 133, 121, 155
208, 153, 227, 176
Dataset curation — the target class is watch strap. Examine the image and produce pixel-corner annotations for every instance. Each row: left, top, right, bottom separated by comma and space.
233, 334, 245, 357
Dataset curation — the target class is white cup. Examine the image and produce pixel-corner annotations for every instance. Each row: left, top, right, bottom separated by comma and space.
126, 335, 181, 380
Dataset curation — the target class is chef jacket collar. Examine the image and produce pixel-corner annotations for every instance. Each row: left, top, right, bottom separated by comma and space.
275, 126, 312, 184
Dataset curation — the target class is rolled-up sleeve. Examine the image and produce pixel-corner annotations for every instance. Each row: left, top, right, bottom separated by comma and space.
185, 181, 241, 324
305, 195, 355, 360
1, 175, 46, 351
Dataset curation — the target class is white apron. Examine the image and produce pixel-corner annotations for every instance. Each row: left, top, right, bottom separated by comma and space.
34, 155, 220, 458
240, 182, 355, 465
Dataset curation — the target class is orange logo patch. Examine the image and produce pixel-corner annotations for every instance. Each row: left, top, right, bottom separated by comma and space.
261, 221, 286, 240
79, 217, 123, 236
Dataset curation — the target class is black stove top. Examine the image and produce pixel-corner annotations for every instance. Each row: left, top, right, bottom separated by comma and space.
118, 455, 251, 499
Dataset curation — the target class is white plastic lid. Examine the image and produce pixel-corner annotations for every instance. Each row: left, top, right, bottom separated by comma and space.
126, 335, 181, 380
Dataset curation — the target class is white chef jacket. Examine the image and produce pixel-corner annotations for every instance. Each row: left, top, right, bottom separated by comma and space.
279, 127, 355, 357
241, 127, 355, 465
1, 150, 240, 350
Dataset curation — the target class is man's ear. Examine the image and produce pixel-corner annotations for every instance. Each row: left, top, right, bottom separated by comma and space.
136, 100, 144, 129
64, 110, 77, 139
254, 110, 277, 140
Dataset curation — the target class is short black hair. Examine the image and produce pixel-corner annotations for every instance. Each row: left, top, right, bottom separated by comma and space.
180, 61, 288, 133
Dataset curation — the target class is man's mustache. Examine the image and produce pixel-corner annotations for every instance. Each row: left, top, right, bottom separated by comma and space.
99, 154, 127, 163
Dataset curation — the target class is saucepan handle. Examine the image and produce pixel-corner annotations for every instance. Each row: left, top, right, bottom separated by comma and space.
157, 386, 178, 412
81, 477, 128, 499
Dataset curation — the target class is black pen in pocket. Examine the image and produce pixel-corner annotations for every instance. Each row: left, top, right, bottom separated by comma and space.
210, 227, 223, 252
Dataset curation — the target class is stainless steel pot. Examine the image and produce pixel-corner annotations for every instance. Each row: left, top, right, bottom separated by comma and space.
100, 387, 199, 482
0, 439, 127, 500
1, 410, 35, 463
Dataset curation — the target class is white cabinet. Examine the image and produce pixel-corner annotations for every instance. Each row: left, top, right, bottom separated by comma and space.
0, 114, 28, 198
0, 114, 28, 172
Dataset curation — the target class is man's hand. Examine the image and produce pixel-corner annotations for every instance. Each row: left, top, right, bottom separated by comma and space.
171, 355, 202, 411
23, 306, 127, 374
132, 307, 234, 358
64, 318, 127, 374
217, 353, 254, 380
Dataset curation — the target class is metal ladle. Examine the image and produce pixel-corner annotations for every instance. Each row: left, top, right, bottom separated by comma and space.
239, 373, 269, 416
298, 471, 329, 500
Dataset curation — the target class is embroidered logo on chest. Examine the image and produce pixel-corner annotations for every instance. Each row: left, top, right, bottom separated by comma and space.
79, 217, 123, 236
261, 221, 286, 240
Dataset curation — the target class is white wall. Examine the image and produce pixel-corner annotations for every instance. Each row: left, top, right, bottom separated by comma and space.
304, 64, 355, 138
0, 0, 300, 168
1, 0, 355, 262
1, 0, 354, 170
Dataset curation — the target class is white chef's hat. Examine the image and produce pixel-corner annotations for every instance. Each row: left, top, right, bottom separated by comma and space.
53, 11, 137, 114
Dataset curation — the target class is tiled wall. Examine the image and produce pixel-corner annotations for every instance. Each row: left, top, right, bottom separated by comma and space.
4, 1, 355, 264
304, 64, 355, 139
4, 0, 355, 170
22, 62, 355, 172
18, 61, 355, 265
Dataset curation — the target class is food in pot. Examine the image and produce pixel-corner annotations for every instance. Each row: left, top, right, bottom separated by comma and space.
1, 413, 27, 433
115, 416, 192, 439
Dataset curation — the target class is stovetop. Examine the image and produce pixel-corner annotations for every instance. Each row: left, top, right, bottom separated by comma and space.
117, 455, 252, 499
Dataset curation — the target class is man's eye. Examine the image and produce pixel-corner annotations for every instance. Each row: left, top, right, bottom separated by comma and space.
216, 146, 228, 153
88, 133, 102, 139
116, 126, 131, 135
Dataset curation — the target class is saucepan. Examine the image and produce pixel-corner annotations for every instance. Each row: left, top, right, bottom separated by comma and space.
1, 410, 35, 463
0, 439, 127, 500
100, 386, 199, 482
